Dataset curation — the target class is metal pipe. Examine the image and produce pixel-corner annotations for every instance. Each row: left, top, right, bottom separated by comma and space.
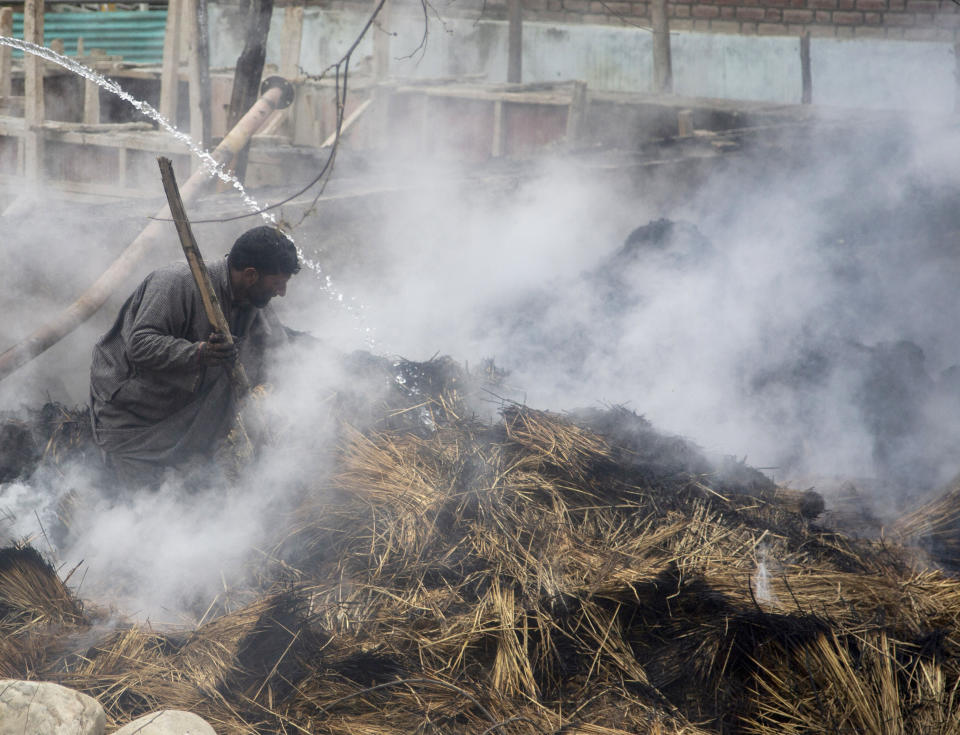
0, 79, 295, 382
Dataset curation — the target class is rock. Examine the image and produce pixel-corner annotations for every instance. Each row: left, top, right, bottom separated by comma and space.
111, 710, 217, 735
0, 679, 105, 735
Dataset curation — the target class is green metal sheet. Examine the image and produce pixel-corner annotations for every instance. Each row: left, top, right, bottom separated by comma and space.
11, 11, 167, 64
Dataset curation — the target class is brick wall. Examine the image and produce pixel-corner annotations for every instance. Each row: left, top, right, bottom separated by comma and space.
284, 0, 960, 41
472, 0, 960, 40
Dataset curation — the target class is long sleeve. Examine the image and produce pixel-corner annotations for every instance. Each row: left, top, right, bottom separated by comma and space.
122, 269, 205, 392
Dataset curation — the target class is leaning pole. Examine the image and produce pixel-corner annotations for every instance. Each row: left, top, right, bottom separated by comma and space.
0, 77, 295, 382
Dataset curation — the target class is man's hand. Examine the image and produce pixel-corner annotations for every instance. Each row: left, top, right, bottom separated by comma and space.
197, 331, 237, 367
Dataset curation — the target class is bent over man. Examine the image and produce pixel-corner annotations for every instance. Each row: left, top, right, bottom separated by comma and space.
89, 226, 300, 484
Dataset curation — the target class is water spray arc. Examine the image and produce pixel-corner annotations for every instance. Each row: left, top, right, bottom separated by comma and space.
0, 76, 295, 382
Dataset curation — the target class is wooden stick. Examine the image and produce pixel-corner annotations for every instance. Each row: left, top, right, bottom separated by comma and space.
156, 156, 254, 460
156, 156, 251, 395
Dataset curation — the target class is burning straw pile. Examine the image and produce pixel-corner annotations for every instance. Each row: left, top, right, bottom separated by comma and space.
5, 356, 960, 733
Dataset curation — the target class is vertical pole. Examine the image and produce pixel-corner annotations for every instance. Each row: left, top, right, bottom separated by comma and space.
182, 0, 209, 154
373, 0, 391, 79
195, 0, 213, 149
565, 80, 587, 147
800, 31, 812, 104
23, 0, 44, 181
83, 79, 100, 124
0, 8, 12, 98
160, 0, 183, 124
507, 0, 522, 84
651, 0, 672, 94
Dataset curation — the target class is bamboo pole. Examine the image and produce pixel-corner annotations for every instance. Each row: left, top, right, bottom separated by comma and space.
800, 32, 812, 105
0, 83, 291, 382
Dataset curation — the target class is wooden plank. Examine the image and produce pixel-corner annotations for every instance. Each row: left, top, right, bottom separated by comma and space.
83, 79, 100, 125
23, 0, 44, 181
651, 0, 672, 94
0, 8, 12, 99
800, 32, 812, 105
507, 0, 522, 84
160, 0, 183, 123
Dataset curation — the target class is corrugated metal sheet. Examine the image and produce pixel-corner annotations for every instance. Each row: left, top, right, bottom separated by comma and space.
11, 11, 167, 64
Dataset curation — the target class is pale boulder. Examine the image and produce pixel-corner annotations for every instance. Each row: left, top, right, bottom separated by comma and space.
0, 678, 105, 735
111, 710, 217, 735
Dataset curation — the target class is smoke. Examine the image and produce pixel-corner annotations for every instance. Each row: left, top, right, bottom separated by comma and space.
5, 26, 960, 620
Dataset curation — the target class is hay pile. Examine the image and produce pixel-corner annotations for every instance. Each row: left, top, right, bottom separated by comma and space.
4, 356, 960, 733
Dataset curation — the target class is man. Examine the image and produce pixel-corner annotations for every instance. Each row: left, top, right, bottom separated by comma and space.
89, 225, 300, 484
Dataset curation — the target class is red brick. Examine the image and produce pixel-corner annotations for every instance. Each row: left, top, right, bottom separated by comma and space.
671, 17, 695, 27
883, 12, 915, 23
563, 0, 590, 10
757, 20, 789, 31
741, 20, 759, 30
691, 17, 712, 28
815, 9, 833, 20
906, 0, 939, 11
783, 8, 815, 20
721, 5, 736, 16
692, 4, 721, 16
939, 13, 960, 25
835, 24, 854, 34
855, 0, 886, 8
837, 0, 855, 9
766, 7, 783, 17
885, 25, 905, 35
863, 10, 882, 21
832, 10, 862, 21
710, 18, 743, 29
736, 5, 767, 18
886, 0, 904, 8
672, 3, 692, 14
808, 0, 837, 9
808, 23, 837, 33
854, 24, 888, 33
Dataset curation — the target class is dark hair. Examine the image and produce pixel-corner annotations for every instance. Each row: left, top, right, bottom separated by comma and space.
228, 226, 301, 275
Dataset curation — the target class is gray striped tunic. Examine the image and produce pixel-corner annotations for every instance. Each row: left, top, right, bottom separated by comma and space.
90, 258, 284, 481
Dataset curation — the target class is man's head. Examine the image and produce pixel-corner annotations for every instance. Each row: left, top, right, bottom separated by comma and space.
228, 226, 300, 308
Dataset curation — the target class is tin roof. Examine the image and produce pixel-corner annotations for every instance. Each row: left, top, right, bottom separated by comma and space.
11, 10, 167, 64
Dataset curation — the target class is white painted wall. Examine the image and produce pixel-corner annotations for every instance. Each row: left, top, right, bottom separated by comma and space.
207, 3, 957, 112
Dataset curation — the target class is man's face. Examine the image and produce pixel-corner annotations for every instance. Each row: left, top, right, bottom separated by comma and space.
246, 271, 291, 308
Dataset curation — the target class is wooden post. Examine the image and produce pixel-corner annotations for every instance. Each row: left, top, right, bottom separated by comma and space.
373, 0, 391, 79
195, 0, 213, 149
491, 99, 505, 157
0, 8, 12, 98
83, 79, 100, 124
226, 0, 275, 183
23, 0, 45, 181
677, 108, 693, 137
182, 0, 211, 152
507, 0, 522, 84
160, 0, 183, 124
800, 31, 812, 105
565, 80, 587, 147
651, 0, 672, 94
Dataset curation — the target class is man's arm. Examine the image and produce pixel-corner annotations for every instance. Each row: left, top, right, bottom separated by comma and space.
122, 269, 209, 389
